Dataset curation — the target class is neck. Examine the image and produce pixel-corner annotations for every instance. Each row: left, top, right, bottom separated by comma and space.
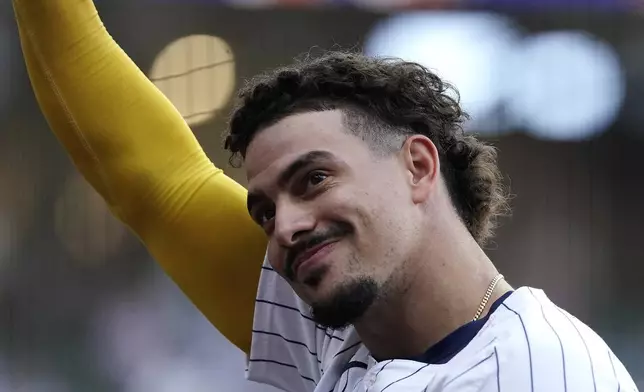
353, 220, 512, 360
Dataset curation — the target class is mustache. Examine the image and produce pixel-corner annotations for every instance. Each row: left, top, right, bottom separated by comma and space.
285, 222, 352, 280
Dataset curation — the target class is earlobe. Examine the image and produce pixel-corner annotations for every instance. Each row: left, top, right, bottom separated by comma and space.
403, 135, 440, 204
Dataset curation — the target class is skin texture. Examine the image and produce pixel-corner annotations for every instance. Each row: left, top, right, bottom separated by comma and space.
244, 109, 512, 360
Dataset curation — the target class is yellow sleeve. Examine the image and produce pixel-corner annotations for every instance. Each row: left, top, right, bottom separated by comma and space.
13, 0, 267, 353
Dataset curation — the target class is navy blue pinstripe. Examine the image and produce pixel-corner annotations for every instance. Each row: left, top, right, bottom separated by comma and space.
342, 361, 368, 373
341, 368, 351, 392
331, 361, 367, 392
529, 289, 567, 392
381, 363, 430, 391
252, 329, 321, 363
442, 350, 496, 389
370, 360, 394, 391
255, 298, 315, 320
495, 346, 501, 392
254, 298, 345, 341
557, 309, 597, 392
501, 303, 534, 392
334, 340, 363, 358
607, 348, 621, 392
323, 328, 346, 342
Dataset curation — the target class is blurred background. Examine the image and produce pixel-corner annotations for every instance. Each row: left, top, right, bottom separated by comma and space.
1, 0, 643, 390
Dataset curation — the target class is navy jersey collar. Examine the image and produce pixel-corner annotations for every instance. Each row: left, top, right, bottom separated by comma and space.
410, 290, 514, 364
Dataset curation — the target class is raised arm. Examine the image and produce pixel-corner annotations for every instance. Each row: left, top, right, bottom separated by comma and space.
13, 0, 267, 353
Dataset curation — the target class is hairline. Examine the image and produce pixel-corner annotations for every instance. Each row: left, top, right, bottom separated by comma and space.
241, 104, 410, 162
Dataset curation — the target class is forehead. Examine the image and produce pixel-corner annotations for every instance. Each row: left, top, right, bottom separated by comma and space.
244, 110, 369, 183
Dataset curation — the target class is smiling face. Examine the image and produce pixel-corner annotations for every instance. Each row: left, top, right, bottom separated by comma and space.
244, 109, 439, 328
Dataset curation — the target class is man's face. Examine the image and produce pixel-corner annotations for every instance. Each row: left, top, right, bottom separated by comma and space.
245, 110, 426, 328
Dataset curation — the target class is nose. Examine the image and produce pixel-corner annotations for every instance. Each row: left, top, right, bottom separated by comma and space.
273, 199, 316, 248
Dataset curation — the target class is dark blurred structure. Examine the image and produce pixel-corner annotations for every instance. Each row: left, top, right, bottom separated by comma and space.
0, 1, 642, 391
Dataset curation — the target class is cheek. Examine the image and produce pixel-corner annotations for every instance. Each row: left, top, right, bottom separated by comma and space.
324, 187, 388, 237
317, 180, 409, 239
358, 184, 412, 241
267, 241, 285, 273
319, 188, 371, 225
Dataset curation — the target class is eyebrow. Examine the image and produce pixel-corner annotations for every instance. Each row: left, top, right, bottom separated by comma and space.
246, 150, 336, 216
277, 150, 335, 187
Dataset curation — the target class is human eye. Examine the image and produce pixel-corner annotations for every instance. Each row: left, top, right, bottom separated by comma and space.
307, 170, 328, 187
291, 169, 330, 197
251, 204, 275, 228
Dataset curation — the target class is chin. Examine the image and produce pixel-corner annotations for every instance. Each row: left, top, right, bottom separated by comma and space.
308, 276, 379, 330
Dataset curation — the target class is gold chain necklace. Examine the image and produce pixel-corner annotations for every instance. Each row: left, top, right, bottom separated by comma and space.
472, 274, 505, 322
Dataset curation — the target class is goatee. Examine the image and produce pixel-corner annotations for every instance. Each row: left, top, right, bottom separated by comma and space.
310, 277, 378, 330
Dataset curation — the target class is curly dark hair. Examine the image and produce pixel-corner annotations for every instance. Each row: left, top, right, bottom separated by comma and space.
225, 51, 510, 246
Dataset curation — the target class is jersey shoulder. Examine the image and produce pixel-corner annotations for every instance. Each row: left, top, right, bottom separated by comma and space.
473, 287, 638, 392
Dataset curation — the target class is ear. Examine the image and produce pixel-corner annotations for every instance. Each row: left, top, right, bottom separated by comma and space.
401, 135, 440, 204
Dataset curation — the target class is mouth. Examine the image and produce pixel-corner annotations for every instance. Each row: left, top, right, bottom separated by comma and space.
292, 240, 338, 279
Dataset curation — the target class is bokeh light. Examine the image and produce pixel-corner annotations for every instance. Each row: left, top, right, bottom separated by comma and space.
507, 31, 625, 141
149, 35, 236, 127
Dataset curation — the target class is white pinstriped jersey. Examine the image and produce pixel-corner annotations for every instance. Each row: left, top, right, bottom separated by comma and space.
246, 258, 639, 392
